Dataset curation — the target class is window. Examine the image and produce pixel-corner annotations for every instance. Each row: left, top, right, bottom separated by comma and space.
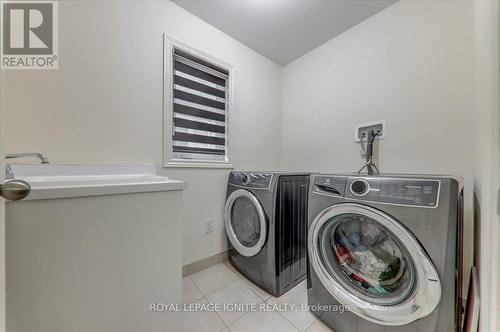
163, 36, 232, 167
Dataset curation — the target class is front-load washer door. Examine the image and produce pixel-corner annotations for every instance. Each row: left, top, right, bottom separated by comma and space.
308, 203, 441, 326
225, 189, 267, 257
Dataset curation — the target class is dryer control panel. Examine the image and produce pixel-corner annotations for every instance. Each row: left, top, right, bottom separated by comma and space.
312, 175, 441, 208
229, 172, 273, 189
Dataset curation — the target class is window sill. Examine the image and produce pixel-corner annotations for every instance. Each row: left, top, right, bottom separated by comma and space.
164, 161, 234, 169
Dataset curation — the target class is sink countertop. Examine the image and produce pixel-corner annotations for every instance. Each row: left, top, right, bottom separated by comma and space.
7, 165, 187, 200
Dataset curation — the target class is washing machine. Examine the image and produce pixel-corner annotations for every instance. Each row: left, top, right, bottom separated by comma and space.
225, 171, 310, 297
307, 174, 463, 331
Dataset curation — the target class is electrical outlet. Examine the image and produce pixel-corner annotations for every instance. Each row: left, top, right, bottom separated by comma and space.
205, 219, 214, 234
354, 120, 387, 142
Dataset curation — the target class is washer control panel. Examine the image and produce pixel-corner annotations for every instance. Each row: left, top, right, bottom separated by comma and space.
229, 172, 273, 189
345, 177, 441, 207
312, 175, 441, 208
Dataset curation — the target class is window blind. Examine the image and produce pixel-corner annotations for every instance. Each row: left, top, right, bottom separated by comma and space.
172, 48, 229, 161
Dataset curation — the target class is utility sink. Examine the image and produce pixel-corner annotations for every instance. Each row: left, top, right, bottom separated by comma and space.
18, 174, 186, 200
6, 164, 186, 331
7, 164, 187, 200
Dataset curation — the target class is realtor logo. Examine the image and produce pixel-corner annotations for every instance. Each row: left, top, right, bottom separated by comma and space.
1, 0, 58, 69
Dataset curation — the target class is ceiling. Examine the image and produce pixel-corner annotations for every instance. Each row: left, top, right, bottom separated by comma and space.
172, 0, 397, 66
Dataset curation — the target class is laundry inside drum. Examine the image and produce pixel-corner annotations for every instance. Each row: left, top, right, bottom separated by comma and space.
319, 213, 417, 304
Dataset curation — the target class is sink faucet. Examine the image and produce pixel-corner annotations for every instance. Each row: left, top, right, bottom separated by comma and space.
6, 153, 50, 164
5, 153, 50, 179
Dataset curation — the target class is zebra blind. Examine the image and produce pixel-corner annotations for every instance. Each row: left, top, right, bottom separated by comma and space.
172, 48, 229, 161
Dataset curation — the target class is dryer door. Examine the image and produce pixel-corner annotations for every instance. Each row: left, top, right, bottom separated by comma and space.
225, 189, 267, 257
308, 203, 441, 326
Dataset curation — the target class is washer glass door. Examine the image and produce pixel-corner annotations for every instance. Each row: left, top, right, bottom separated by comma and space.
308, 203, 441, 325
225, 189, 267, 257
321, 213, 415, 304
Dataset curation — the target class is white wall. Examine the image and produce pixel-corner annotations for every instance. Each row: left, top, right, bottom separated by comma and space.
280, 0, 476, 296
472, 1, 499, 331
2, 0, 283, 265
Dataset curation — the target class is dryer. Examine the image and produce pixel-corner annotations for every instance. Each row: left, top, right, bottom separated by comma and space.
225, 171, 310, 297
307, 174, 463, 331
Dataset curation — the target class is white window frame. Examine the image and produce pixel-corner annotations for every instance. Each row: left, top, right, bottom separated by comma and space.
163, 35, 234, 168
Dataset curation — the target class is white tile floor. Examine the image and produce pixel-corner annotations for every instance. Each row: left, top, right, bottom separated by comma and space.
182, 262, 334, 332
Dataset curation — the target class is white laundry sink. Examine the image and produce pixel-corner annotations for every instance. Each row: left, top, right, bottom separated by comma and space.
6, 165, 185, 331
18, 173, 187, 200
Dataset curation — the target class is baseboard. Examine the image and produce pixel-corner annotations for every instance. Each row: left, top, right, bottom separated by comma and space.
182, 251, 229, 277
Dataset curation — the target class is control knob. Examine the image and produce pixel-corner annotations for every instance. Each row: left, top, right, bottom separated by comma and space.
350, 179, 370, 196
241, 174, 250, 185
